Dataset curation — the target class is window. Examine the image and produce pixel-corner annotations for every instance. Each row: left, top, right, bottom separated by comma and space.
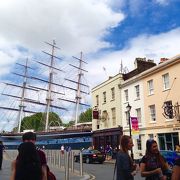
111, 108, 116, 126
162, 73, 170, 90
111, 87, 115, 100
158, 133, 179, 151
147, 80, 154, 95
102, 110, 108, 120
136, 108, 141, 123
137, 135, 142, 150
96, 95, 99, 106
135, 85, 140, 99
163, 100, 173, 119
103, 92, 106, 103
124, 89, 128, 102
149, 105, 156, 121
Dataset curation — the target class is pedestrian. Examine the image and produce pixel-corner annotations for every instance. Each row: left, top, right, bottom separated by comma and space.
171, 157, 180, 180
60, 145, 64, 155
10, 142, 43, 180
114, 135, 136, 180
140, 139, 170, 180
66, 146, 71, 152
0, 141, 5, 170
21, 132, 47, 179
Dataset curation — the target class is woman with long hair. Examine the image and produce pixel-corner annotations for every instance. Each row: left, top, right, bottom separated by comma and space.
140, 139, 169, 180
115, 135, 136, 180
10, 142, 44, 180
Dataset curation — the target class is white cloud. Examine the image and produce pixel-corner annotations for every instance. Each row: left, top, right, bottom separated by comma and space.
88, 28, 180, 87
0, 0, 124, 55
0, 0, 179, 131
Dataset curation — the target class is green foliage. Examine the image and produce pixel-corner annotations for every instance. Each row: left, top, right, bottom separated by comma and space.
20, 112, 62, 131
78, 108, 92, 123
63, 120, 75, 127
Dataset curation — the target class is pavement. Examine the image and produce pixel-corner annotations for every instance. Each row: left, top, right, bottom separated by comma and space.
0, 156, 139, 180
0, 159, 93, 180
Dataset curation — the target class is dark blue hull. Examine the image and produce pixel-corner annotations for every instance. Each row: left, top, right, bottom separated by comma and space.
0, 130, 93, 150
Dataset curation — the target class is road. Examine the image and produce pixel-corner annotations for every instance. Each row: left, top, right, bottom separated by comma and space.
74, 162, 145, 180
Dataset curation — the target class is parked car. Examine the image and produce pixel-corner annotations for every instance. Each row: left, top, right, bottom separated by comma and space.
160, 150, 180, 168
74, 149, 106, 164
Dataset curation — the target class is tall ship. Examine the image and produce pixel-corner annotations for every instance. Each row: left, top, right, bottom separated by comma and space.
0, 41, 92, 149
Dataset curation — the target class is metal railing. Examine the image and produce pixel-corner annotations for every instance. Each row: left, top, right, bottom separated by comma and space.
4, 149, 84, 180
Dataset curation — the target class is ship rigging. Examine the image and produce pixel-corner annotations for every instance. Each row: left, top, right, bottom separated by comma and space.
0, 41, 90, 133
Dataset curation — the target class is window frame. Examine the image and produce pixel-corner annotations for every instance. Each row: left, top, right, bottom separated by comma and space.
135, 85, 140, 99
111, 107, 116, 126
103, 91, 106, 103
124, 89, 128, 102
162, 73, 170, 90
136, 108, 141, 123
149, 104, 156, 121
96, 95, 99, 106
147, 79, 154, 95
137, 135, 142, 150
111, 87, 115, 100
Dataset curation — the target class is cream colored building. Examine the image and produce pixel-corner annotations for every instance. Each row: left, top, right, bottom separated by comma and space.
91, 74, 123, 150
142, 55, 180, 152
92, 74, 123, 130
91, 55, 180, 159
121, 76, 146, 159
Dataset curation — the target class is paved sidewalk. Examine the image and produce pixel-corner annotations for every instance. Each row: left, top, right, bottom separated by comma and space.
0, 160, 92, 180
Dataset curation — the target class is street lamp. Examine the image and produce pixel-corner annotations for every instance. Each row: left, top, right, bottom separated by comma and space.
126, 103, 134, 160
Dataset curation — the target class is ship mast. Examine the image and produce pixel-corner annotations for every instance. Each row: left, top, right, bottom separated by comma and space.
17, 59, 28, 132
75, 52, 83, 126
0, 41, 90, 132
69, 52, 90, 126
45, 40, 55, 131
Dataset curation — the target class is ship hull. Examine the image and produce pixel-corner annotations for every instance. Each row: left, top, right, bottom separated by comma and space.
0, 129, 93, 150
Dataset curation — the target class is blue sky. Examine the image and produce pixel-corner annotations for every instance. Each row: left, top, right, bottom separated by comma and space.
106, 1, 180, 50
0, 0, 179, 131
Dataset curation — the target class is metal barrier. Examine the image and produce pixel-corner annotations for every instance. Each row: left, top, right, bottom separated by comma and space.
44, 149, 84, 180
4, 149, 84, 180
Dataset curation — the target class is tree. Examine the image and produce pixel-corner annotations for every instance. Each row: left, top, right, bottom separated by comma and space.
63, 120, 75, 127
20, 112, 62, 132
78, 108, 92, 123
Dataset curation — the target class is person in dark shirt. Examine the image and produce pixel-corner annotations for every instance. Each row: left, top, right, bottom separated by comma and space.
115, 135, 136, 180
10, 142, 42, 180
0, 141, 5, 170
22, 132, 47, 166
140, 139, 169, 180
17, 132, 47, 179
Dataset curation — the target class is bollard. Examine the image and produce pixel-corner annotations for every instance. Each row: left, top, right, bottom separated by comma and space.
59, 151, 62, 168
80, 151, 83, 176
71, 151, 74, 172
65, 151, 70, 180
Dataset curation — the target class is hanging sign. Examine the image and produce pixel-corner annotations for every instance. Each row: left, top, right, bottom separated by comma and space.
131, 117, 139, 136
93, 110, 99, 119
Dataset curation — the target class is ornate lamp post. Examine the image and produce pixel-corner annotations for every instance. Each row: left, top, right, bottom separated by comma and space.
126, 103, 134, 160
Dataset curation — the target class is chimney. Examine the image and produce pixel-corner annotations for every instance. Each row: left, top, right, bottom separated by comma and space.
134, 57, 146, 68
159, 58, 169, 64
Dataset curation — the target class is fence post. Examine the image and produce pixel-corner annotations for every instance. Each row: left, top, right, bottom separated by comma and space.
71, 151, 74, 172
65, 151, 70, 180
80, 151, 83, 176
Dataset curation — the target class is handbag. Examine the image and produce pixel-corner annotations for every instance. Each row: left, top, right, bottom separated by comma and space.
47, 165, 56, 180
